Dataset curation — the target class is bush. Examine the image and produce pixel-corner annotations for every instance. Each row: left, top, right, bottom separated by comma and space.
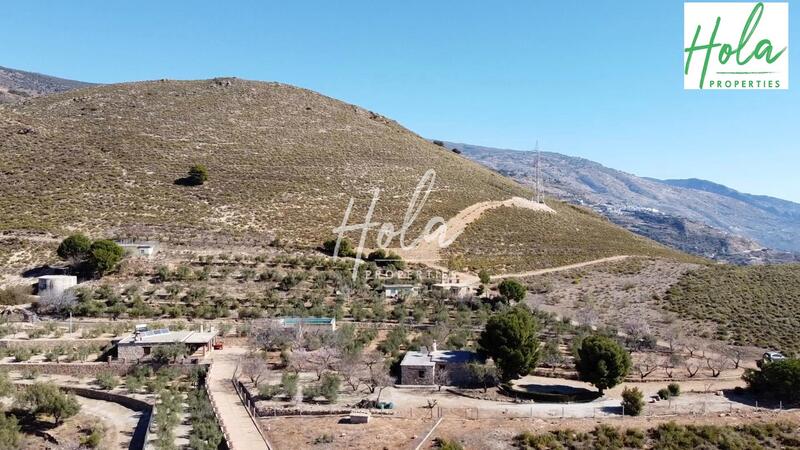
13, 348, 32, 362
80, 426, 104, 448
433, 437, 464, 450
0, 413, 20, 450
16, 383, 81, 424
318, 372, 341, 403
322, 238, 355, 258
478, 270, 491, 285
258, 384, 280, 400
667, 383, 681, 397
187, 164, 209, 186
96, 371, 119, 390
657, 388, 671, 400
743, 358, 800, 403
281, 372, 299, 398
497, 279, 526, 302
621, 386, 644, 416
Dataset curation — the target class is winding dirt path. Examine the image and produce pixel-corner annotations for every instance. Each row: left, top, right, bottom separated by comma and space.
490, 255, 632, 280
389, 197, 554, 283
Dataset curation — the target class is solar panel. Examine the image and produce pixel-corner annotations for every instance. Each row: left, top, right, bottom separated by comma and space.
139, 328, 170, 337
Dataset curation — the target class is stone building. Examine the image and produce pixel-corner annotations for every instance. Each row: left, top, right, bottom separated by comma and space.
115, 327, 217, 361
383, 284, 419, 299
399, 342, 480, 386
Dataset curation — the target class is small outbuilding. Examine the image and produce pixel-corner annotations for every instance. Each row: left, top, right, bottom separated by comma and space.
432, 282, 473, 299
36, 275, 77, 296
383, 284, 419, 299
117, 241, 157, 258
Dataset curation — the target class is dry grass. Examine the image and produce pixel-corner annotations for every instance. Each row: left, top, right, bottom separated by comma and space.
0, 79, 527, 249
444, 202, 702, 274
664, 264, 800, 353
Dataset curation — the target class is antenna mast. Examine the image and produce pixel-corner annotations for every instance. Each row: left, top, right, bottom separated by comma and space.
534, 141, 543, 203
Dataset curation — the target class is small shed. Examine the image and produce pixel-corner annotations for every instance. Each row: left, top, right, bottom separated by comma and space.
36, 275, 77, 296
117, 241, 157, 258
383, 284, 419, 299
432, 282, 473, 298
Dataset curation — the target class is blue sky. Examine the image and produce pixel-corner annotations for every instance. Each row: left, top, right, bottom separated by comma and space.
3, 1, 798, 201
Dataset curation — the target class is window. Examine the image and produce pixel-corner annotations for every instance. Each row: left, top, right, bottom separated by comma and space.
418, 370, 425, 378
143, 346, 151, 355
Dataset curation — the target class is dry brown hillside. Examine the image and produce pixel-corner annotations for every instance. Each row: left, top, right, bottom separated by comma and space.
0, 78, 692, 272
0, 78, 527, 246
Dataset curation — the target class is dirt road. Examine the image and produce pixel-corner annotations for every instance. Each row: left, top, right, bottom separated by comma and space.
389, 196, 554, 283
491, 255, 632, 280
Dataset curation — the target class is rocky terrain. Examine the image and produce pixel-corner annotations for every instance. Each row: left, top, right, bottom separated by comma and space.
453, 142, 800, 264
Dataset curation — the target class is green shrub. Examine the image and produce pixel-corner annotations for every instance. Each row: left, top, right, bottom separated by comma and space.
433, 437, 465, 450
743, 358, 800, 403
187, 164, 209, 186
667, 383, 681, 397
16, 383, 81, 424
657, 388, 671, 400
281, 372, 299, 398
621, 386, 644, 416
96, 371, 119, 390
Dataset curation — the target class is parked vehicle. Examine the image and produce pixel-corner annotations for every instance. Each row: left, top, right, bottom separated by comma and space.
757, 351, 786, 367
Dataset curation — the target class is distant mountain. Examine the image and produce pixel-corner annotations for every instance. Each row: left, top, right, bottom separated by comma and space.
0, 66, 93, 103
450, 142, 800, 263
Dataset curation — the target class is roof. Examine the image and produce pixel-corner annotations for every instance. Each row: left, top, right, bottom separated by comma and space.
433, 283, 471, 288
279, 317, 334, 325
383, 284, 418, 289
38, 275, 77, 280
117, 328, 217, 345
400, 349, 478, 367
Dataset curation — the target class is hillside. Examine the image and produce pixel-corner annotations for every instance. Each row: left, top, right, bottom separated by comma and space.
0, 78, 686, 273
452, 142, 800, 261
664, 264, 800, 354
0, 66, 93, 103
445, 202, 697, 274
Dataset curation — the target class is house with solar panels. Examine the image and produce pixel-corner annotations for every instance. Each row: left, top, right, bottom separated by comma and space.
115, 325, 218, 361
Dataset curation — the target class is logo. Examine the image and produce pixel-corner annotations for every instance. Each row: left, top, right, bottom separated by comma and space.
684, 2, 788, 90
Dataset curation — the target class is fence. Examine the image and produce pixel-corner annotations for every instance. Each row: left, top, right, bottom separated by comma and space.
296, 401, 796, 421
231, 377, 274, 449
205, 363, 235, 450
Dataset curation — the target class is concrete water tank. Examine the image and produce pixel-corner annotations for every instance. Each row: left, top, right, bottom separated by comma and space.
37, 275, 77, 296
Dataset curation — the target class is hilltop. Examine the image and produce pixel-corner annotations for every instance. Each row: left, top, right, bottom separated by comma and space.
0, 78, 686, 273
0, 66, 93, 103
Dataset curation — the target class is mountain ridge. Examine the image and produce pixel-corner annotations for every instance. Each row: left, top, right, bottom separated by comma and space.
450, 141, 800, 262
0, 66, 94, 103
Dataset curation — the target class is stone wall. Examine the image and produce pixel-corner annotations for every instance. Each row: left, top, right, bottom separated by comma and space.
0, 339, 111, 351
0, 362, 134, 377
400, 364, 435, 385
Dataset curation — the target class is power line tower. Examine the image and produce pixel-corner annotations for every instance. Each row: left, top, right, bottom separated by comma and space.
533, 141, 543, 203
